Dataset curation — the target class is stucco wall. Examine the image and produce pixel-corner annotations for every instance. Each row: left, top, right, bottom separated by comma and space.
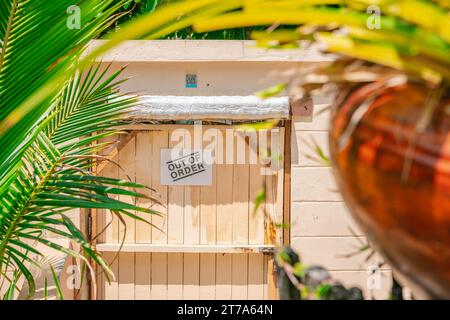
97, 40, 392, 299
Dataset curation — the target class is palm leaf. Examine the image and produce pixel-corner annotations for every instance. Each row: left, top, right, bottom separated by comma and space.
0, 64, 159, 298
0, 0, 127, 197
49, 265, 64, 300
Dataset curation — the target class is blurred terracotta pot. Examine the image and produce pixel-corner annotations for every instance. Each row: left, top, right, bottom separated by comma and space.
329, 81, 450, 298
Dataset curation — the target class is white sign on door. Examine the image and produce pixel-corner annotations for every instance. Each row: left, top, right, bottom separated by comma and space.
160, 149, 212, 186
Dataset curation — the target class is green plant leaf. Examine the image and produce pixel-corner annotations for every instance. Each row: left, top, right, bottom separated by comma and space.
50, 265, 64, 300
256, 83, 287, 99
0, 64, 154, 298
146, 0, 159, 13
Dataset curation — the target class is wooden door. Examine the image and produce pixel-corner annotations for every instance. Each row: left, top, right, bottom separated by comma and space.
93, 124, 285, 300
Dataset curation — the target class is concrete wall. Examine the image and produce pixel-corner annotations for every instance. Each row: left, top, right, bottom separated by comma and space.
97, 40, 392, 299
291, 99, 391, 299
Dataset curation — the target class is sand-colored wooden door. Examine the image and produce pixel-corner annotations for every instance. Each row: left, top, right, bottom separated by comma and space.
93, 125, 284, 300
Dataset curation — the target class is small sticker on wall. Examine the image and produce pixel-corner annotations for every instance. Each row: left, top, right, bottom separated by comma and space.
161, 149, 212, 185
185, 74, 198, 88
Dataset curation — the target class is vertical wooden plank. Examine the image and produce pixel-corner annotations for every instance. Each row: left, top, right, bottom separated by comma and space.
166, 128, 184, 299
135, 253, 151, 300
115, 134, 135, 300
118, 133, 136, 243
184, 186, 201, 244
98, 134, 119, 244
135, 131, 152, 243
275, 127, 285, 246
232, 131, 249, 245
231, 254, 248, 300
267, 256, 278, 300
216, 129, 233, 245
249, 127, 265, 245
102, 252, 119, 300
263, 255, 269, 300
265, 174, 276, 245
200, 128, 217, 245
199, 253, 216, 300
152, 130, 168, 244
118, 252, 135, 300
183, 253, 200, 299
151, 253, 168, 299
247, 254, 264, 299
167, 253, 183, 299
168, 129, 185, 244
264, 130, 277, 246
215, 253, 232, 299
184, 128, 201, 245
134, 131, 152, 300
249, 163, 265, 245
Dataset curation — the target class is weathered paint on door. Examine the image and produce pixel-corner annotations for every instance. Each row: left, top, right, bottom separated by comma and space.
94, 125, 285, 300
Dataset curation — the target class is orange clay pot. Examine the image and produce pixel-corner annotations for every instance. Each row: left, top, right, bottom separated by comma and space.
329, 81, 450, 298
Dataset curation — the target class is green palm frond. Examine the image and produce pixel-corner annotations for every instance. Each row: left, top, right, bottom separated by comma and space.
0, 64, 158, 299
46, 64, 136, 149
0, 0, 127, 197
